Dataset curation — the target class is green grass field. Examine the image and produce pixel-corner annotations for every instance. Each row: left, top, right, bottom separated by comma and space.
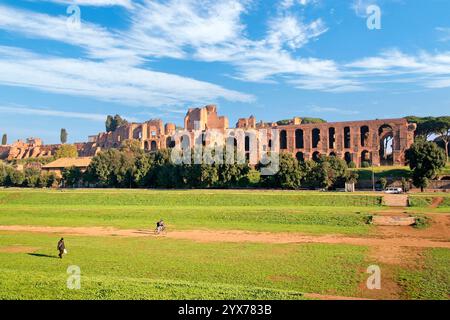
352, 163, 450, 180
0, 189, 448, 300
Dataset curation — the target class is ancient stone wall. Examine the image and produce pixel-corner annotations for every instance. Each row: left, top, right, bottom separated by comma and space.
2, 105, 416, 167
0, 139, 58, 160
272, 118, 416, 166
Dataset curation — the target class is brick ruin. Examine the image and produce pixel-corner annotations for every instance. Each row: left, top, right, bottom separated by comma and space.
1, 105, 416, 167
0, 138, 58, 161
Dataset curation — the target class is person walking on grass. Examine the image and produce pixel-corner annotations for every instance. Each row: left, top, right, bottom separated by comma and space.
57, 238, 66, 259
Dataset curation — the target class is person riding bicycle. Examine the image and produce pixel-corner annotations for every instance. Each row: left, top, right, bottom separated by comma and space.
156, 219, 165, 234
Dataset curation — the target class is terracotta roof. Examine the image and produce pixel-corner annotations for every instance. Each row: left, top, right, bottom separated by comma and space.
42, 157, 92, 169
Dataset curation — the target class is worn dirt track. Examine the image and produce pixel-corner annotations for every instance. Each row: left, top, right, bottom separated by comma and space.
1, 225, 449, 248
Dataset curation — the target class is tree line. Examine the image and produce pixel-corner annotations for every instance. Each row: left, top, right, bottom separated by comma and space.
0, 138, 447, 191
406, 116, 450, 160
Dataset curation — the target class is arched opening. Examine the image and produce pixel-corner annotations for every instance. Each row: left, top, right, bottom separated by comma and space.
312, 129, 320, 148
344, 152, 352, 164
379, 124, 394, 166
295, 129, 304, 149
361, 150, 371, 167
329, 152, 337, 157
296, 152, 304, 162
133, 128, 142, 140
328, 127, 336, 149
280, 130, 287, 149
202, 133, 207, 147
151, 141, 158, 151
181, 135, 190, 149
344, 127, 351, 149
144, 141, 150, 151
166, 137, 175, 148
268, 139, 272, 149
360, 126, 369, 147
245, 135, 250, 152
312, 151, 321, 162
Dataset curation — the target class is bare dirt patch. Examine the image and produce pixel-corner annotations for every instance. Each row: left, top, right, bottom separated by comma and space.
302, 293, 371, 300
376, 213, 450, 241
430, 197, 444, 208
0, 225, 449, 249
0, 246, 39, 253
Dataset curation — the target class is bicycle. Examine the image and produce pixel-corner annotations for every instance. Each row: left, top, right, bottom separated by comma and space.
154, 225, 166, 235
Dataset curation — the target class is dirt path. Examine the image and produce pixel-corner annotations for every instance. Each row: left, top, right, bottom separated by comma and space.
430, 197, 444, 208
1, 225, 449, 248
302, 293, 371, 300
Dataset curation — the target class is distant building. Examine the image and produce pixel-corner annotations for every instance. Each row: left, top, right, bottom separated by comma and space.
41, 157, 92, 178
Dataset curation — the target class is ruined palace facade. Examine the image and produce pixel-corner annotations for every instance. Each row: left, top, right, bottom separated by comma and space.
84, 105, 415, 167
1, 105, 416, 167
261, 118, 416, 167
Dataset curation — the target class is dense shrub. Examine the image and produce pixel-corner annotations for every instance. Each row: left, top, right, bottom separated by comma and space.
361, 161, 371, 168
23, 167, 41, 187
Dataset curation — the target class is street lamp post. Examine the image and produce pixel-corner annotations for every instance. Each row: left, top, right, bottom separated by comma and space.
371, 152, 375, 192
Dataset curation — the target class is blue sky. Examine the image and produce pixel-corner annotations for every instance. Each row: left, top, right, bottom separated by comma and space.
0, 0, 449, 144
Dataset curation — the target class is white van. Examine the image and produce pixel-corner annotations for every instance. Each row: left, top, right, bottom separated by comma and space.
384, 187, 403, 194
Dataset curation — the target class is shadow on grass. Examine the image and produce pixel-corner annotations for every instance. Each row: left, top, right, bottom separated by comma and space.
27, 253, 58, 259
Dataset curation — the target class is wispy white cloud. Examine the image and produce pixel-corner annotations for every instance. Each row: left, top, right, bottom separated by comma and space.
0, 105, 109, 122
436, 27, 450, 42
266, 15, 327, 50
39, 0, 133, 8
280, 0, 319, 10
351, 0, 379, 18
0, 46, 254, 107
0, 1, 340, 93
1, 1, 448, 98
346, 49, 450, 89
310, 106, 360, 115
0, 4, 139, 63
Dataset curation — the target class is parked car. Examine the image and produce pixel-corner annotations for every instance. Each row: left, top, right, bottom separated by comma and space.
384, 187, 403, 194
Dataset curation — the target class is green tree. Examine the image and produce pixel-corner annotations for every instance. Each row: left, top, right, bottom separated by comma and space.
434, 116, 450, 161
6, 169, 25, 187
1, 134, 7, 145
379, 177, 388, 190
62, 166, 83, 187
60, 128, 68, 144
37, 172, 50, 188
302, 156, 350, 189
105, 115, 128, 132
345, 170, 359, 184
85, 149, 121, 187
401, 177, 410, 193
85, 148, 138, 188
272, 153, 303, 189
23, 167, 41, 188
406, 116, 435, 139
105, 115, 113, 133
405, 139, 446, 192
0, 163, 11, 186
54, 144, 78, 159
120, 139, 143, 154
240, 169, 261, 187
276, 117, 326, 125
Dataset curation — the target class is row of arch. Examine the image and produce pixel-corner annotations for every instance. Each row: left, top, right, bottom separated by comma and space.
280, 126, 373, 151
281, 124, 394, 165
141, 124, 394, 166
